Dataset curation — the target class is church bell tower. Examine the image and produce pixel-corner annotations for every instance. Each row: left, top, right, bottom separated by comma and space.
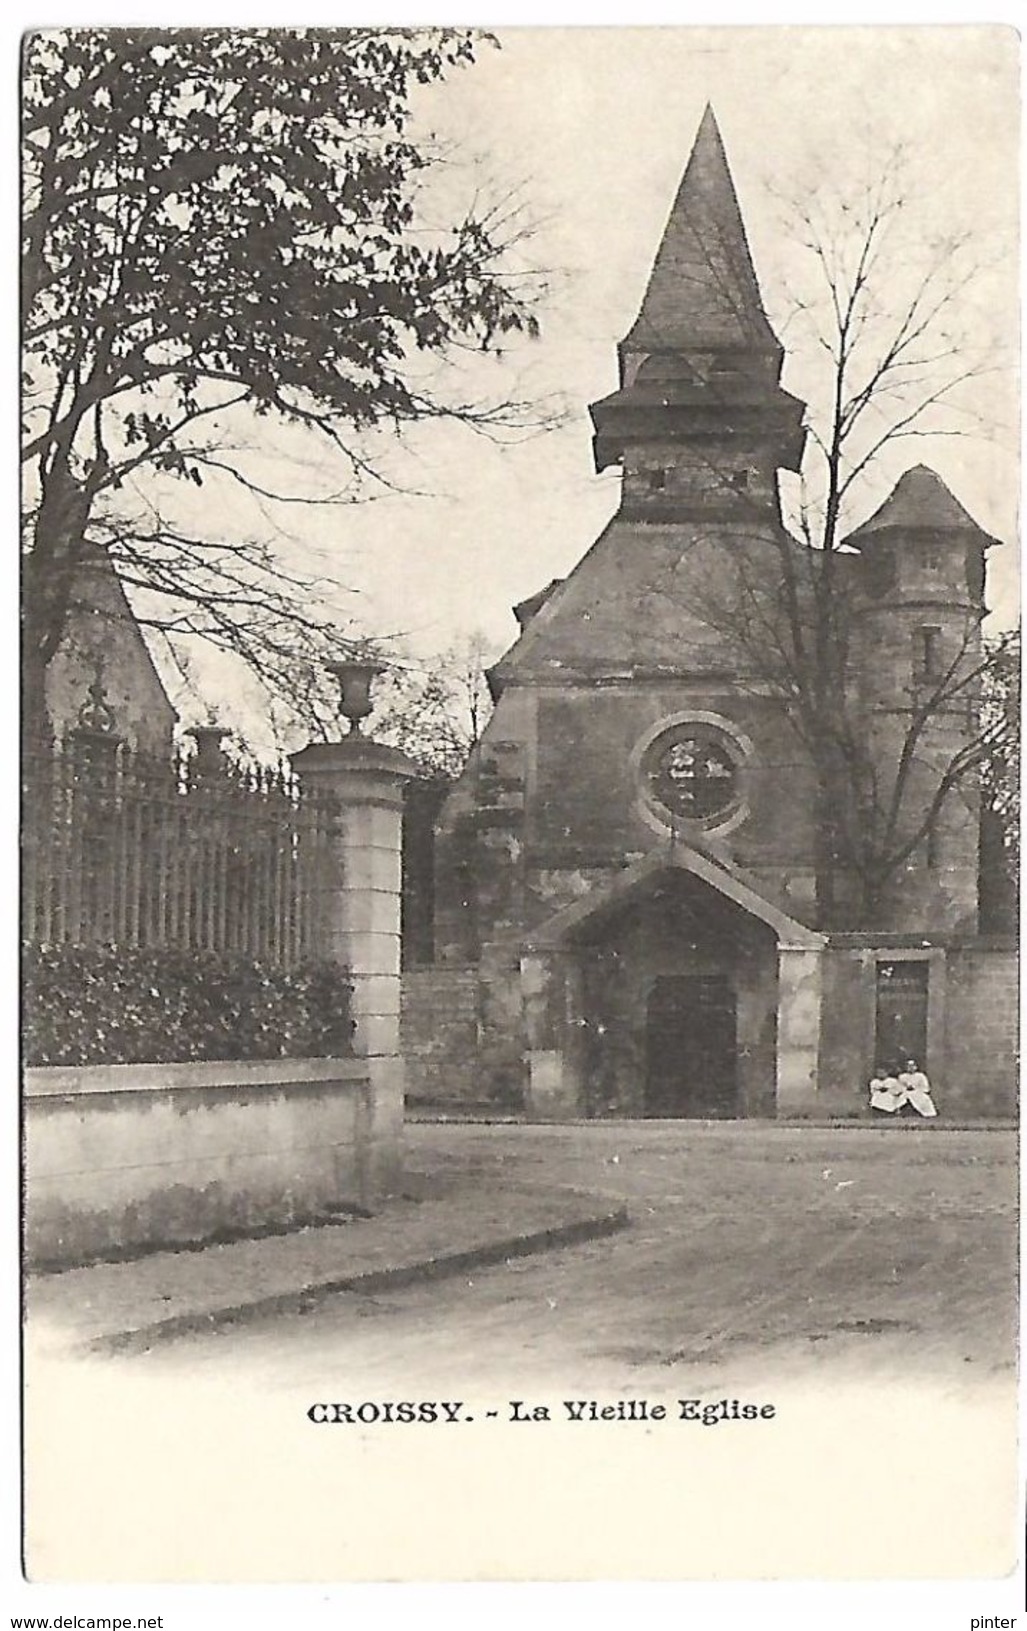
590, 106, 806, 523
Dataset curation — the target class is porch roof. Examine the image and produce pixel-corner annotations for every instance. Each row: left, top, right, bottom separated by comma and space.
526, 844, 825, 953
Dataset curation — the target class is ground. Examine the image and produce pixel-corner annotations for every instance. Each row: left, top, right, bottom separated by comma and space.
127, 1120, 1017, 1390
24, 1121, 1018, 1582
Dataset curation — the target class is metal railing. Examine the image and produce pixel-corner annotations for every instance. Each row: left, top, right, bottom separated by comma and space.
22, 731, 339, 969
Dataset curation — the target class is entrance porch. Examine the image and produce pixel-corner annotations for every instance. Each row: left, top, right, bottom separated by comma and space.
520, 846, 824, 1120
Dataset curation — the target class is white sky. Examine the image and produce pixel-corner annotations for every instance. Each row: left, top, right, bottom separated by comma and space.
234, 25, 1018, 671
86, 23, 1021, 732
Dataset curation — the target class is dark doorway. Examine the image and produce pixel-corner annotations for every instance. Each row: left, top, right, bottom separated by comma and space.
645, 975, 738, 1117
875, 960, 929, 1071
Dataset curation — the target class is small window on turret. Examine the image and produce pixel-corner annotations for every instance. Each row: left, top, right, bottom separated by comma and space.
914, 626, 942, 682
648, 468, 667, 491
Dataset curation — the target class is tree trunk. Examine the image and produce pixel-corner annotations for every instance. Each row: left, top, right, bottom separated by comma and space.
21, 637, 52, 752
810, 723, 855, 930
23, 457, 94, 748
812, 777, 839, 929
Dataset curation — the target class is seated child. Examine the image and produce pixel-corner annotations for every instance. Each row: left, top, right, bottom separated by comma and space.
898, 1058, 938, 1119
869, 1067, 902, 1114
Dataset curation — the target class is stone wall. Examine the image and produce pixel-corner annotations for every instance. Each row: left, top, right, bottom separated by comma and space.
530, 684, 819, 885
24, 1057, 374, 1268
944, 944, 1019, 1115
816, 941, 1018, 1119
23, 727, 413, 1269
816, 948, 873, 1114
621, 441, 778, 517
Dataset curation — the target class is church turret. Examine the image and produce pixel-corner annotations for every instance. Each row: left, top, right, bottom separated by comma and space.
847, 465, 1000, 935
848, 464, 997, 614
848, 465, 997, 713
590, 105, 806, 521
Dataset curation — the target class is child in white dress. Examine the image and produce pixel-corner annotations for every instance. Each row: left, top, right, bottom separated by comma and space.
869, 1066, 902, 1114
898, 1058, 938, 1118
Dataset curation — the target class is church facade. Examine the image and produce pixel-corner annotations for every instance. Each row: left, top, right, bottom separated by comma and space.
402, 109, 1017, 1121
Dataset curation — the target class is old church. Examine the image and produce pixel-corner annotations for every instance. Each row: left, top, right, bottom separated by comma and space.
402, 107, 1017, 1121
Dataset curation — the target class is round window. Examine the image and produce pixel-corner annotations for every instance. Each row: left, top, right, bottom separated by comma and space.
641, 725, 742, 826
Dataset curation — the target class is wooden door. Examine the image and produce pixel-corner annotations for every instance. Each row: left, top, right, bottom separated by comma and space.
645, 975, 737, 1118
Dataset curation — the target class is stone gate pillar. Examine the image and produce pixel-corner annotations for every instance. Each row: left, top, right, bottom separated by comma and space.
291, 732, 416, 1194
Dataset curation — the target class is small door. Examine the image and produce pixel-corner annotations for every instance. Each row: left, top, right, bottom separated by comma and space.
645, 974, 738, 1118
875, 960, 929, 1071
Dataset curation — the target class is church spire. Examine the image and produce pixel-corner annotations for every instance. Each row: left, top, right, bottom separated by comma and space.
624, 104, 779, 364
589, 105, 805, 493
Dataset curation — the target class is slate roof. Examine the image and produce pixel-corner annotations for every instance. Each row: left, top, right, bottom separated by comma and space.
847, 465, 1000, 546
624, 105, 779, 356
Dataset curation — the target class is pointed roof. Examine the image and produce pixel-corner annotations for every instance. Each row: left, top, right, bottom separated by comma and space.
847, 466, 1001, 546
527, 844, 824, 952
624, 105, 779, 355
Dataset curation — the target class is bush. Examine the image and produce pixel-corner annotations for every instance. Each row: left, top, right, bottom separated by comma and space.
22, 943, 355, 1067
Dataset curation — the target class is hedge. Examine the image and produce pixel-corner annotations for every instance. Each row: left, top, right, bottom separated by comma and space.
22, 943, 355, 1067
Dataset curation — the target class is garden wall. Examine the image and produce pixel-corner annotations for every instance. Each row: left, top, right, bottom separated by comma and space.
944, 943, 1019, 1116
24, 1056, 376, 1268
401, 967, 483, 1106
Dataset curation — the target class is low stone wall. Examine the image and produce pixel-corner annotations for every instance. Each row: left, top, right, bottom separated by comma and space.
816, 940, 1018, 1119
401, 968, 482, 1104
24, 1057, 377, 1268
815, 947, 874, 1116
944, 943, 1019, 1116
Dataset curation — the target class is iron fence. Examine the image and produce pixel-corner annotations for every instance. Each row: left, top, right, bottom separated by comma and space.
22, 732, 339, 969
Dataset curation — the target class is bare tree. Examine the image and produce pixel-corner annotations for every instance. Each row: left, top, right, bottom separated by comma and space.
680, 151, 1014, 926
369, 633, 496, 777
978, 625, 1020, 933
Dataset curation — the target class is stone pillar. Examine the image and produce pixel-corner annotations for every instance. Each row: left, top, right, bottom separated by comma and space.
776, 945, 822, 1115
521, 950, 581, 1120
291, 736, 416, 1195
